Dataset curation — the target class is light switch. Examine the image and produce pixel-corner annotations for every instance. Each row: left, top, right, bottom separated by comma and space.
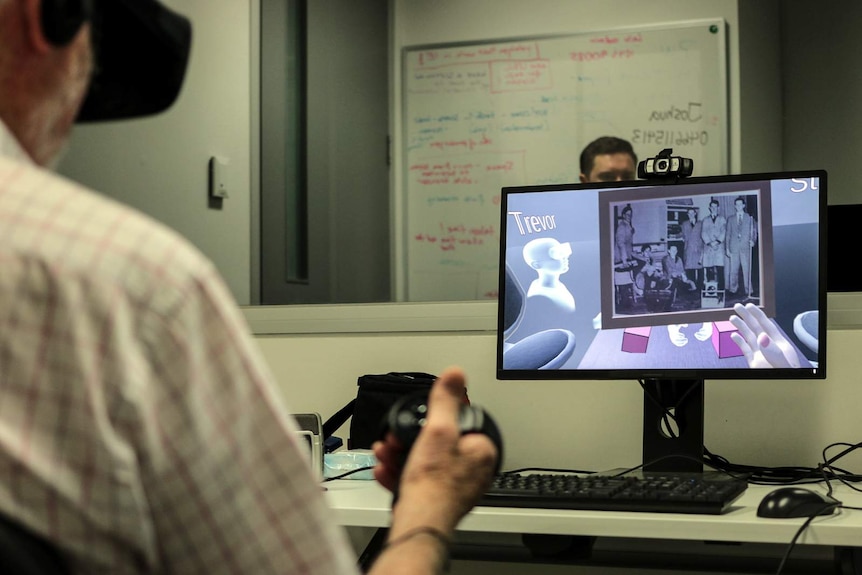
209, 156, 229, 199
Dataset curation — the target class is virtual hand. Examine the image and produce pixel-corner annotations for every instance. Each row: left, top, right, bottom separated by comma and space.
667, 324, 689, 347
373, 367, 499, 532
694, 322, 713, 341
729, 303, 800, 368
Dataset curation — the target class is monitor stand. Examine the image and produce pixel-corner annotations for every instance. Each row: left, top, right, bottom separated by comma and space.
641, 378, 704, 473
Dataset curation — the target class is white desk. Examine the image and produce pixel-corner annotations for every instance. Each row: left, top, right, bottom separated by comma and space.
324, 479, 862, 573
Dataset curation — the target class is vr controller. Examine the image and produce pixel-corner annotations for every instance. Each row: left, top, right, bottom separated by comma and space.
384, 391, 504, 475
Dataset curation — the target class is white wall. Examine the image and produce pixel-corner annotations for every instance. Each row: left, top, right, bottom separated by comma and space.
251, 302, 862, 474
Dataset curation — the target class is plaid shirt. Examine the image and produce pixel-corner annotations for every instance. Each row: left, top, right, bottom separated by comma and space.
0, 121, 359, 574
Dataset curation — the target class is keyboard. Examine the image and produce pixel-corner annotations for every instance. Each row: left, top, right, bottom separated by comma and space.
480, 472, 748, 515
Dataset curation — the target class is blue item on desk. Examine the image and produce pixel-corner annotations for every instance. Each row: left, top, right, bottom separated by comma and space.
324, 451, 376, 480
756, 487, 839, 518
324, 436, 343, 453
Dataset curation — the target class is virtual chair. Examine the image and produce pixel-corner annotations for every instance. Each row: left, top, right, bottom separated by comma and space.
794, 310, 819, 357
502, 265, 576, 370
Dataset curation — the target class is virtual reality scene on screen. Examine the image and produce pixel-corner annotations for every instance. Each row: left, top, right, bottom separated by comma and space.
500, 173, 823, 375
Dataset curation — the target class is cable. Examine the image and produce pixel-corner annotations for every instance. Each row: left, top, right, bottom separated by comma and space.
763, 441, 862, 574
705, 443, 862, 486
773, 503, 842, 575
322, 465, 376, 482
637, 387, 862, 487
821, 442, 862, 491
500, 467, 596, 475
633, 405, 862, 573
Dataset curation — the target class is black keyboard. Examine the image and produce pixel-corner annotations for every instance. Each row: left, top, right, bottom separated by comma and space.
480, 472, 748, 515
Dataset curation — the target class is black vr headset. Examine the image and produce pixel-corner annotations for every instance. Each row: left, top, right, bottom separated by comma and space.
41, 0, 192, 123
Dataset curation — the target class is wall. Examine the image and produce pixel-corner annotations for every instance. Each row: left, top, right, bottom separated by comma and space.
55, 1, 858, 306
252, 303, 862, 474
247, 289, 862, 573
55, 0, 779, 307
58, 0, 256, 304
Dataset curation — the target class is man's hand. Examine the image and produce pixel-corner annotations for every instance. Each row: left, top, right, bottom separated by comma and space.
373, 367, 499, 533
729, 303, 800, 368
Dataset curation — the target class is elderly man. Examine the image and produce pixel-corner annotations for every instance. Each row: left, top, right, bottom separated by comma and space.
0, 1, 497, 573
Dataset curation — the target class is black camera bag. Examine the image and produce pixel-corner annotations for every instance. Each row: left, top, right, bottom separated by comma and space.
322, 372, 438, 450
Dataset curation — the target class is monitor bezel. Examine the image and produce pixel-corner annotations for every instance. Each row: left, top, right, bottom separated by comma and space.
496, 169, 828, 382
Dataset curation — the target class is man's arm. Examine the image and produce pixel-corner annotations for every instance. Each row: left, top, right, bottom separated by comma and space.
370, 367, 498, 575
139, 266, 361, 574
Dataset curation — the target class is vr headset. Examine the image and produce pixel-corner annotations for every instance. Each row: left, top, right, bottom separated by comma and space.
43, 0, 192, 122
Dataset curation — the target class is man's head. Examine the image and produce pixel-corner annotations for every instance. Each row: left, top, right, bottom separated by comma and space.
0, 0, 190, 166
579, 136, 637, 183
0, 0, 94, 166
734, 196, 746, 212
668, 244, 678, 259
708, 199, 720, 216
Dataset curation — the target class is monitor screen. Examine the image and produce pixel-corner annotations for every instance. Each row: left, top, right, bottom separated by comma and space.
497, 171, 827, 382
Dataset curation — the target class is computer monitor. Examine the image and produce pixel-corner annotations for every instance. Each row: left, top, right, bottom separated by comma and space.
497, 170, 827, 473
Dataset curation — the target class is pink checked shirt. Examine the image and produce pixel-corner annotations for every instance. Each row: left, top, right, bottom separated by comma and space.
0, 121, 359, 574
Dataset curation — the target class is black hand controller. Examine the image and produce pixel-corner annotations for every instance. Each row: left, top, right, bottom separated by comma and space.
384, 391, 504, 474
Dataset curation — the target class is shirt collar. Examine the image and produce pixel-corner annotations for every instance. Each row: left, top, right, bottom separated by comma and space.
0, 118, 33, 164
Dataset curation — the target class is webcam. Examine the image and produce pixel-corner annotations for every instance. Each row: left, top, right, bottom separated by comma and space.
637, 148, 694, 179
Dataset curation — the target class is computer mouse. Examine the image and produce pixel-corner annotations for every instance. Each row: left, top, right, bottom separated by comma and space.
756, 487, 840, 519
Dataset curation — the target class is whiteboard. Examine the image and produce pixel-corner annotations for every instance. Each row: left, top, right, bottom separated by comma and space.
400, 19, 728, 302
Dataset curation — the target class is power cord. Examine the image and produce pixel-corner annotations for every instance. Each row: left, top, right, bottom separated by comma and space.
500, 466, 596, 475
711, 443, 862, 575
638, 380, 862, 486
322, 465, 376, 482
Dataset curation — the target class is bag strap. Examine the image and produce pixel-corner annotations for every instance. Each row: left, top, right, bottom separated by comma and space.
322, 398, 356, 439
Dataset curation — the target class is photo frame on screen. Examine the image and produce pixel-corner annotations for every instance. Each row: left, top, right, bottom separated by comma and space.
597, 180, 774, 330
